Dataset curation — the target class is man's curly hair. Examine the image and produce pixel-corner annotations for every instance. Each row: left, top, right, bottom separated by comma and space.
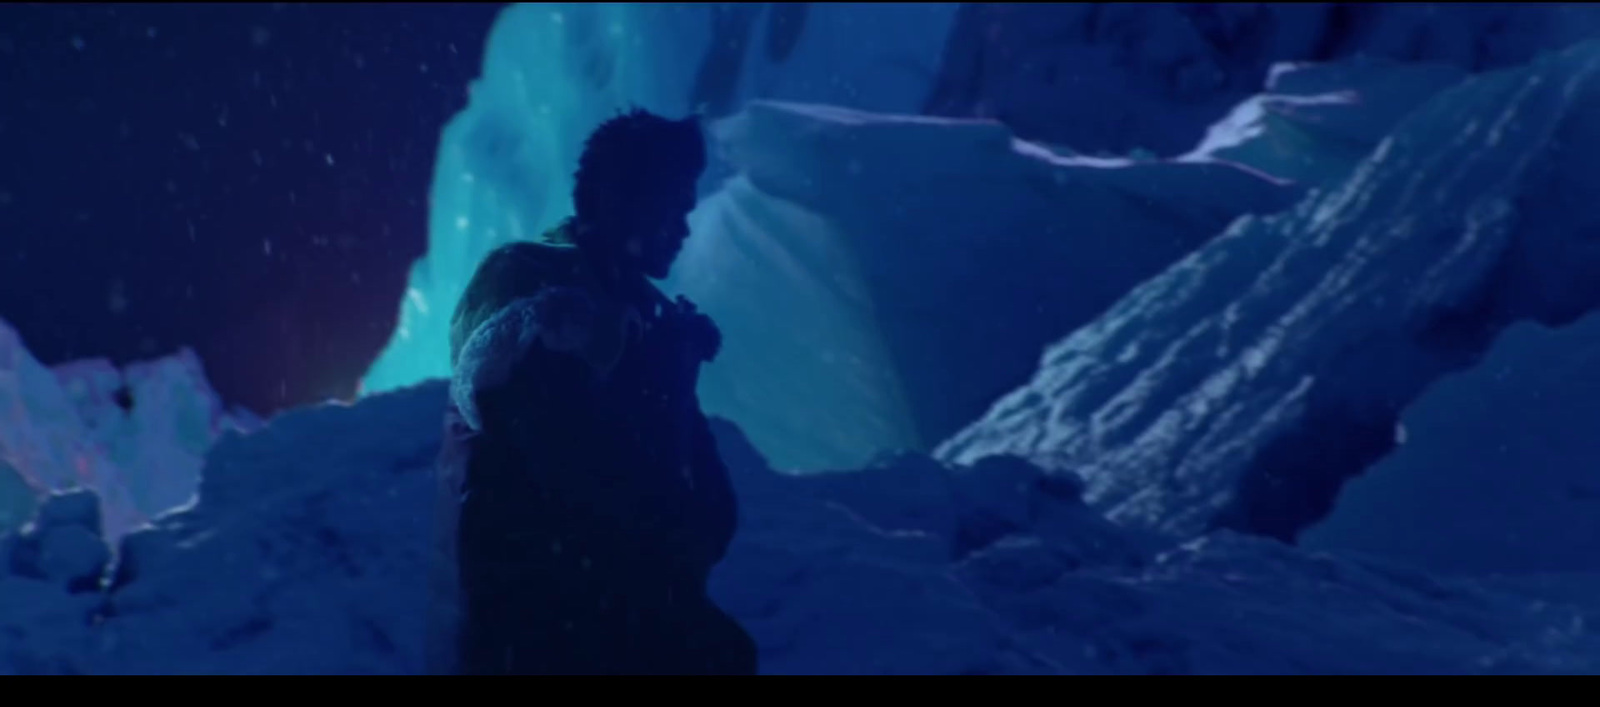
571, 108, 706, 239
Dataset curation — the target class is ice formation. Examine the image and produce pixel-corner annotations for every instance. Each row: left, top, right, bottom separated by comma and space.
650, 54, 1475, 471
371, 5, 1526, 473
359, 3, 957, 399
0, 319, 251, 541
672, 102, 1290, 470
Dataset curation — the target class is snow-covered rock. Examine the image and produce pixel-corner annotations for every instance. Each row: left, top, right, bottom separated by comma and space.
5, 381, 1600, 674
925, 3, 1600, 155
938, 39, 1600, 542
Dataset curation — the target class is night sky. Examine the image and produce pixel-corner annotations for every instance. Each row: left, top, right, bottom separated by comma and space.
0, 2, 504, 415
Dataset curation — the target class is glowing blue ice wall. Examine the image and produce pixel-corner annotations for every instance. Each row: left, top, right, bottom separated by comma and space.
361, 3, 956, 398
360, 4, 714, 394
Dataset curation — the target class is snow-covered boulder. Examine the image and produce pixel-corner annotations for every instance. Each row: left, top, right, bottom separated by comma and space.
939, 39, 1600, 542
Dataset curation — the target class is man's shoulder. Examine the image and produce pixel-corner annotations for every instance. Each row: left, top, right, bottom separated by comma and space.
450, 236, 592, 366
477, 240, 584, 283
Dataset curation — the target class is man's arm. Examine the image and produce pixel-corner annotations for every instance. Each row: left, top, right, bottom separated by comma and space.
450, 241, 579, 369
451, 286, 603, 433
686, 408, 739, 568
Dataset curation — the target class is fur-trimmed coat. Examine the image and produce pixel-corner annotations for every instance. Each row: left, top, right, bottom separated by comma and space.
426, 222, 751, 675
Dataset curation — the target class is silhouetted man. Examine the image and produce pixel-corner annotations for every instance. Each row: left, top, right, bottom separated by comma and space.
427, 109, 757, 675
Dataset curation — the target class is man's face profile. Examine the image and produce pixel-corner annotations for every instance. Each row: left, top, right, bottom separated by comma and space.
573, 110, 706, 281
626, 166, 700, 280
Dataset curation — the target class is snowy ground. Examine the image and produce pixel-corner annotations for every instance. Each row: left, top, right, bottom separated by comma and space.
5, 381, 1600, 674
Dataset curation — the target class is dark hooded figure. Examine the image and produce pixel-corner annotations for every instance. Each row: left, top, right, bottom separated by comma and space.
427, 109, 757, 675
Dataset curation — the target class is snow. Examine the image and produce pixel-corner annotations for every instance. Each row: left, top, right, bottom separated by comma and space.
4, 382, 1600, 674
938, 40, 1600, 542
8, 12, 1600, 676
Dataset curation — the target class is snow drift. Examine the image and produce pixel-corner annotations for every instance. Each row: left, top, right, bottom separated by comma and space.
5, 382, 1600, 674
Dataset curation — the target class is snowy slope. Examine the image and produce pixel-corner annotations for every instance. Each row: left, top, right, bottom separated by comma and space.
5, 382, 1600, 674
939, 40, 1600, 541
